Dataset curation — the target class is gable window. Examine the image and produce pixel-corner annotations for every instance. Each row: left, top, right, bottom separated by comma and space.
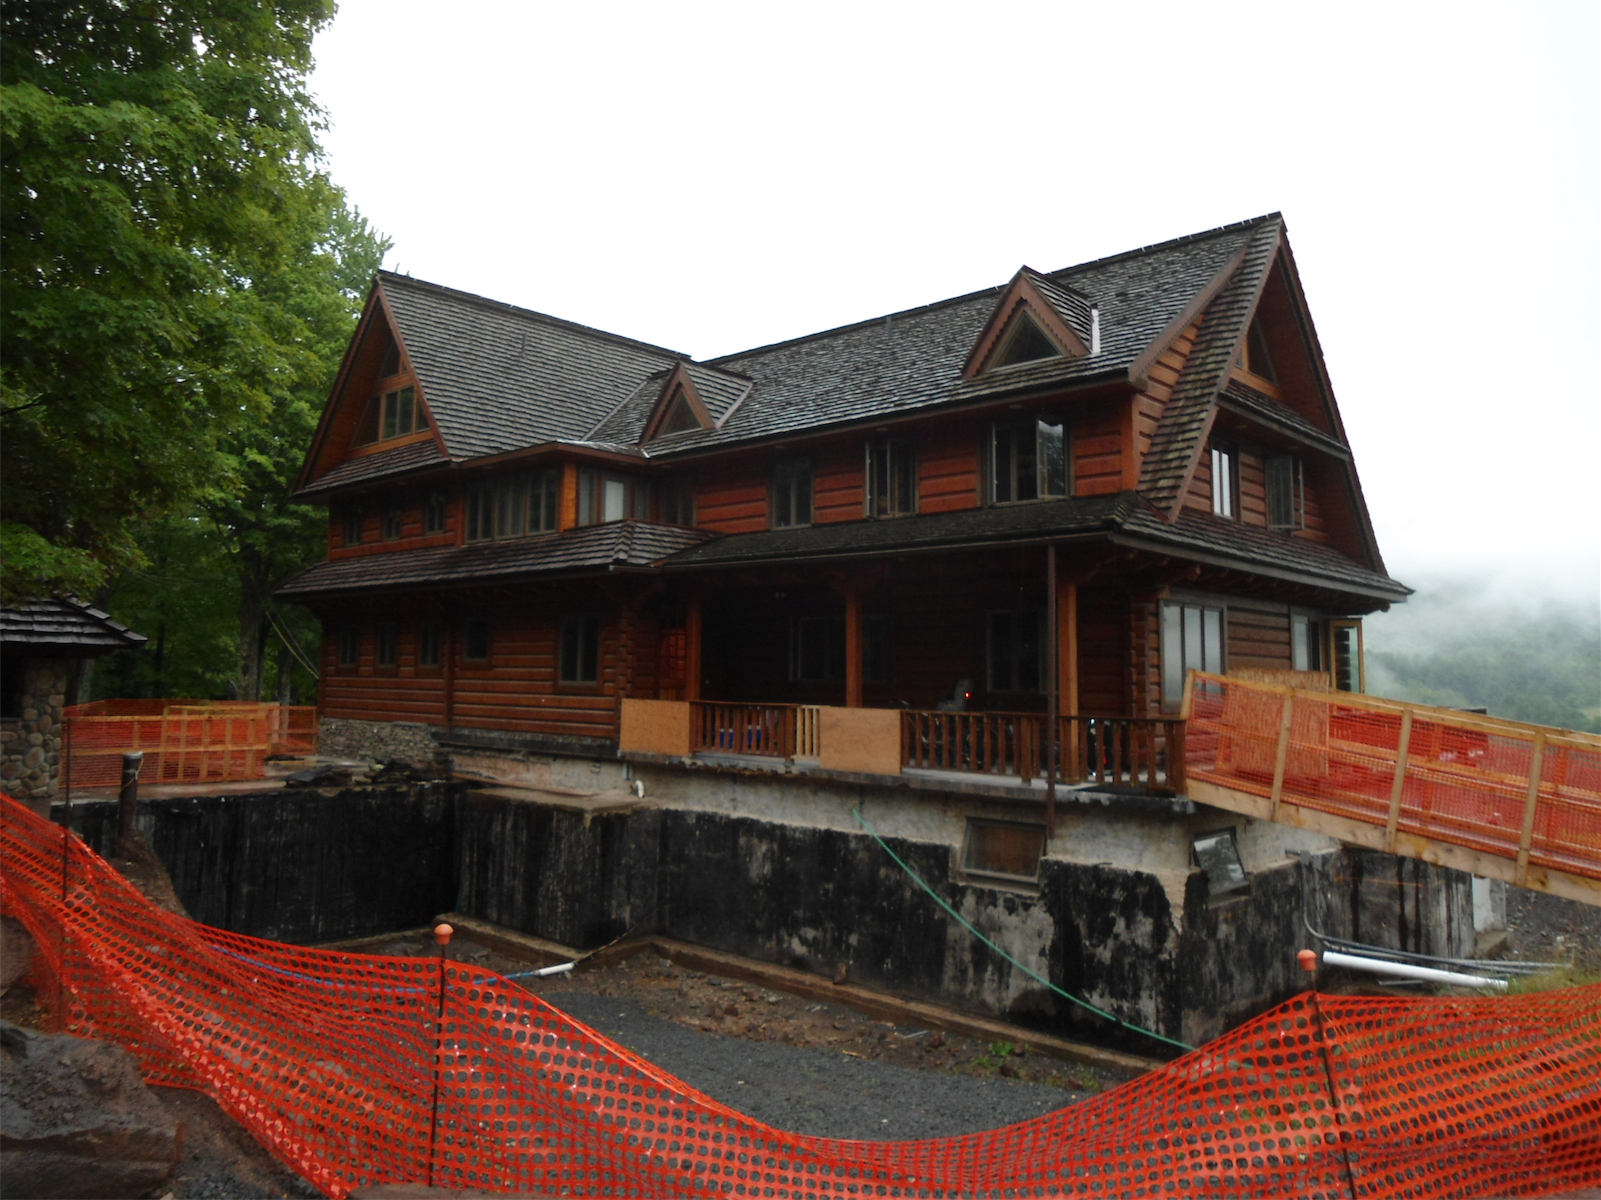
336, 627, 359, 668
658, 387, 702, 436
1238, 316, 1277, 384
352, 385, 428, 448
1266, 455, 1303, 530
962, 819, 1046, 885
1161, 601, 1224, 708
659, 480, 695, 526
1210, 442, 1237, 519
463, 618, 491, 662
424, 492, 447, 535
993, 314, 1061, 369
1291, 614, 1324, 672
791, 616, 845, 683
559, 614, 601, 684
376, 622, 400, 667
579, 470, 650, 525
382, 506, 403, 540
865, 439, 916, 518
466, 470, 559, 541
342, 506, 363, 547
772, 458, 813, 529
990, 416, 1066, 504
417, 621, 441, 668
987, 609, 1042, 693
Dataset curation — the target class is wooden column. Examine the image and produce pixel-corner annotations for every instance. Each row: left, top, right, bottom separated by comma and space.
684, 595, 703, 702
1059, 580, 1079, 718
844, 590, 864, 708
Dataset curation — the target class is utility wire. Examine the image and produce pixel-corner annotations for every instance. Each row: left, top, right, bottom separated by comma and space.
852, 807, 1194, 1054
264, 603, 320, 680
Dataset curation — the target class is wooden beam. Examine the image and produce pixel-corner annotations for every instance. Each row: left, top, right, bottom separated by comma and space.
844, 590, 864, 708
684, 595, 703, 703
1384, 710, 1412, 853
1268, 688, 1295, 821
559, 461, 580, 531
1515, 732, 1547, 887
1061, 578, 1080, 719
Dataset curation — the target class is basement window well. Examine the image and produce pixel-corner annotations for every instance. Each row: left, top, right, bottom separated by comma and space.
962, 819, 1046, 886
1192, 828, 1248, 897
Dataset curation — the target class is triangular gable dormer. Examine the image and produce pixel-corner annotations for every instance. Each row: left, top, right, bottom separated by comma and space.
297, 279, 446, 490
961, 268, 1092, 380
641, 363, 715, 440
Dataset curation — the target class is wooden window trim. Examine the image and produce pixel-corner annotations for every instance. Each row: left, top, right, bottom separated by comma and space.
961, 818, 1047, 889
770, 458, 813, 529
557, 613, 602, 687
1210, 441, 1239, 521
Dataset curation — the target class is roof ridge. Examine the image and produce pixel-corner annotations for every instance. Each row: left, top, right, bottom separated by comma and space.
1045, 214, 1282, 283
377, 271, 692, 362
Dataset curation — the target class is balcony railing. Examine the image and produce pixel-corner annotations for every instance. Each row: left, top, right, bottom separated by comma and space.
689, 702, 796, 759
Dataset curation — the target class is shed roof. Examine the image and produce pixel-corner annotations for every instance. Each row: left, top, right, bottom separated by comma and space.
1, 598, 148, 656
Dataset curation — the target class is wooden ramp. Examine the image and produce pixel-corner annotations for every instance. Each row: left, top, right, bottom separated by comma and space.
1181, 672, 1601, 905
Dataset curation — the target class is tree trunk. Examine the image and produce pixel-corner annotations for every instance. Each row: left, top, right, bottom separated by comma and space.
235, 588, 265, 702
276, 640, 293, 705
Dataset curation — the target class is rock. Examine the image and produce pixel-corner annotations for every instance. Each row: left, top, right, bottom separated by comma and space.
283, 764, 353, 787
0, 1021, 182, 1198
1, 918, 37, 993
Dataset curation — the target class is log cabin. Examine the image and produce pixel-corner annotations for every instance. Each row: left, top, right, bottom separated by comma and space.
280, 214, 1460, 1048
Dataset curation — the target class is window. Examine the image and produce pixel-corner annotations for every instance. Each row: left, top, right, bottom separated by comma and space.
1266, 455, 1303, 530
1210, 442, 1237, 519
343, 506, 363, 547
866, 439, 916, 518
376, 622, 399, 667
424, 493, 447, 535
417, 621, 441, 668
1291, 614, 1323, 672
352, 385, 428, 448
336, 627, 359, 668
382, 506, 403, 540
1238, 316, 1277, 384
659, 480, 695, 526
1160, 601, 1224, 708
1192, 828, 1249, 897
987, 609, 1042, 693
993, 315, 1061, 369
791, 616, 845, 682
990, 416, 1066, 504
559, 614, 601, 684
463, 618, 490, 662
865, 616, 891, 685
771, 458, 812, 528
962, 819, 1046, 884
466, 471, 559, 541
578, 470, 650, 525
1331, 620, 1363, 693
657, 387, 702, 436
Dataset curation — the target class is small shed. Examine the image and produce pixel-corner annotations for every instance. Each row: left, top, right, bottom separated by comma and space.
1, 598, 146, 814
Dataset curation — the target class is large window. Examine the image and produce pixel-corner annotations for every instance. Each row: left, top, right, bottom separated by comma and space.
1161, 601, 1224, 708
1210, 442, 1237, 519
990, 416, 1066, 504
578, 470, 650, 525
772, 458, 812, 528
466, 470, 559, 541
559, 614, 601, 684
1238, 316, 1277, 384
382, 505, 403, 540
865, 439, 916, 517
987, 609, 1042, 693
1266, 455, 1303, 530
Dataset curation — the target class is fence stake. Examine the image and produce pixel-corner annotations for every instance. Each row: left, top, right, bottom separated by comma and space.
1515, 733, 1547, 887
117, 751, 144, 853
427, 922, 453, 1188
1384, 712, 1413, 853
1268, 688, 1296, 822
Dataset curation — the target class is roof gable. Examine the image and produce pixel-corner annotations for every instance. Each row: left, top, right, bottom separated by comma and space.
643, 365, 714, 439
961, 268, 1092, 379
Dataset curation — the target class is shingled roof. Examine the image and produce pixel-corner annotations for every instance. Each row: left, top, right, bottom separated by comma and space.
1, 598, 147, 656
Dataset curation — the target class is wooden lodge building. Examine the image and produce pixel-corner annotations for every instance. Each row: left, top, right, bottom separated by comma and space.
280, 216, 1464, 1048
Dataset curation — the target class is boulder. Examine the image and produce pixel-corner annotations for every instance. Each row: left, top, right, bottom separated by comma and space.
0, 1021, 181, 1198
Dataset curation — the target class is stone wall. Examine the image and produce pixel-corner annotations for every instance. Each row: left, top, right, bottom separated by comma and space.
1, 657, 69, 816
318, 717, 440, 765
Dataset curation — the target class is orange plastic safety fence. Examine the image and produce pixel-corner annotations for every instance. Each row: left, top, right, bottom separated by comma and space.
63, 702, 318, 788
2, 795, 1597, 1199
1184, 674, 1601, 884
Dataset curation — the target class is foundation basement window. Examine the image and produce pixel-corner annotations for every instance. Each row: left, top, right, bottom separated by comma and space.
1193, 827, 1249, 900
962, 819, 1046, 888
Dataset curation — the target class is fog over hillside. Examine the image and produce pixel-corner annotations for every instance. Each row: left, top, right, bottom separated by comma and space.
1363, 572, 1601, 733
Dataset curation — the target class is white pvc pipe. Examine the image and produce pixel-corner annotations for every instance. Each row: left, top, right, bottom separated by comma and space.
532, 962, 574, 977
1320, 949, 1507, 991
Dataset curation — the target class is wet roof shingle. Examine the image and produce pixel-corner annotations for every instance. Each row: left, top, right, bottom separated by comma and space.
1, 598, 147, 654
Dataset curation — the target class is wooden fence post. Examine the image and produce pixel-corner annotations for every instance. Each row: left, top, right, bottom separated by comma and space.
1515, 732, 1547, 887
1269, 688, 1296, 822
1384, 711, 1413, 853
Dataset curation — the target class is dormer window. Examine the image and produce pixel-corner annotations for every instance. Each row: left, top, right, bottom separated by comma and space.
993, 315, 1061, 369
658, 387, 701, 436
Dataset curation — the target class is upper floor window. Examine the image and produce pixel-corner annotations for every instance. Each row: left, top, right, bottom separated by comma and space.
579, 469, 650, 525
352, 385, 428, 448
989, 416, 1066, 504
342, 506, 363, 547
659, 480, 695, 526
993, 315, 1061, 369
1210, 442, 1237, 519
424, 492, 447, 534
865, 439, 915, 518
1266, 455, 1304, 530
987, 609, 1042, 693
466, 470, 559, 542
1161, 601, 1224, 708
382, 505, 403, 540
657, 386, 702, 436
772, 458, 812, 529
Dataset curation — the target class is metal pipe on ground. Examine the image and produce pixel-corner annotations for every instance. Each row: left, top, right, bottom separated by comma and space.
1319, 948, 1509, 991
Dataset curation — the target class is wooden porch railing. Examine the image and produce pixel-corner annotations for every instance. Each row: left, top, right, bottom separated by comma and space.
794, 706, 822, 759
689, 702, 796, 759
900, 711, 1185, 793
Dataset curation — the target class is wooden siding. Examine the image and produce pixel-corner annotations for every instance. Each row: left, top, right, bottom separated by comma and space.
695, 464, 770, 534
1226, 599, 1293, 671
917, 422, 982, 514
1073, 400, 1124, 497
813, 443, 865, 525
328, 492, 460, 559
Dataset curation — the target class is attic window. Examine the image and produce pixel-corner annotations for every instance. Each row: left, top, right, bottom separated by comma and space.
1238, 317, 1277, 384
657, 388, 702, 436
993, 314, 1061, 369
352, 386, 429, 448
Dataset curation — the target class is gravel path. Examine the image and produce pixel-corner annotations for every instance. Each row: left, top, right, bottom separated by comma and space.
552, 990, 1084, 1141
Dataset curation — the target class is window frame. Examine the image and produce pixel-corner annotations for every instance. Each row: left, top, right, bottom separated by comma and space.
578, 469, 651, 526
376, 622, 400, 668
865, 438, 917, 518
1192, 827, 1250, 899
1160, 600, 1226, 710
342, 506, 363, 548
558, 613, 602, 685
771, 457, 813, 529
985, 608, 1044, 694
424, 492, 448, 535
659, 480, 696, 526
961, 818, 1047, 887
988, 415, 1067, 505
1291, 612, 1324, 673
1265, 454, 1304, 531
1210, 441, 1238, 520
382, 505, 404, 541
336, 626, 360, 669
465, 470, 560, 542
1331, 619, 1364, 693
417, 621, 442, 669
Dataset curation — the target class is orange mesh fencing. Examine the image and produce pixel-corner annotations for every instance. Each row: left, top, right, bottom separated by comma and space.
63, 702, 318, 788
1184, 673, 1601, 890
3, 795, 1598, 1199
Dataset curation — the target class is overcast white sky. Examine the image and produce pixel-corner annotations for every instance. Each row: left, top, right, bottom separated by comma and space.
309, 2, 1600, 612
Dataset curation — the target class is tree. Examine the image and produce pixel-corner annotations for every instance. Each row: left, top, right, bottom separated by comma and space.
0, 0, 343, 599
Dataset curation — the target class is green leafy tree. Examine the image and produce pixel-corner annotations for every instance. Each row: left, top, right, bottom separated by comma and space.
0, 0, 342, 599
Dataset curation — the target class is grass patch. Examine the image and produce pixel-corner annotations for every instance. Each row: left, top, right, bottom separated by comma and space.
1504, 966, 1601, 995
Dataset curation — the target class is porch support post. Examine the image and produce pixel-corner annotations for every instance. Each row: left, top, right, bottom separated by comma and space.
1046, 545, 1058, 840
844, 590, 864, 708
685, 595, 703, 702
